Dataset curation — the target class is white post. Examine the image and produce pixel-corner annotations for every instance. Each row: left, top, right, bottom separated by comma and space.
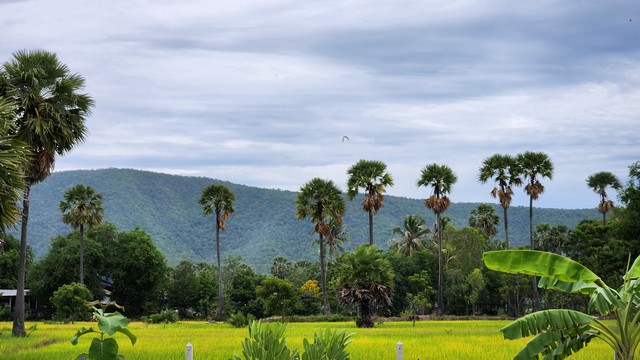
186, 342, 193, 360
396, 341, 403, 360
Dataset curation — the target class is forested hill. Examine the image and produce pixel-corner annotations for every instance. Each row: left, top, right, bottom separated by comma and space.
18, 168, 599, 273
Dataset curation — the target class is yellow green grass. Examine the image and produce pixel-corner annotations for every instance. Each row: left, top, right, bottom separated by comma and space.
0, 320, 614, 359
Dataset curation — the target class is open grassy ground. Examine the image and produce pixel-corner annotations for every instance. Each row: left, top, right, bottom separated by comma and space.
1, 320, 614, 359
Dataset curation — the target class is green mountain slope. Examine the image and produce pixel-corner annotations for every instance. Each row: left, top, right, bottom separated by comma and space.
17, 168, 599, 273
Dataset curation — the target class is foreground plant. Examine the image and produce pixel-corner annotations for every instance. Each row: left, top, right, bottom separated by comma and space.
71, 301, 137, 360
231, 320, 353, 360
483, 250, 640, 360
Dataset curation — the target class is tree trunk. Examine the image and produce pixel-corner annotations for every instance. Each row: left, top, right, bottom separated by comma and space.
437, 213, 444, 316
79, 224, 85, 284
357, 301, 373, 328
503, 205, 510, 249
320, 233, 330, 315
216, 211, 224, 319
12, 185, 30, 337
530, 195, 540, 312
603, 211, 607, 226
368, 209, 373, 246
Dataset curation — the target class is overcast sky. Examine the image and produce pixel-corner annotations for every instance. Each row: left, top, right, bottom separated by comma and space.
2, 0, 639, 209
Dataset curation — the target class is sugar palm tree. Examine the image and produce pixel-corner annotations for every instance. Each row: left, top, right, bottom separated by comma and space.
517, 151, 554, 312
468, 204, 500, 238
586, 171, 622, 226
1, 50, 93, 337
389, 214, 430, 256
59, 184, 104, 284
346, 160, 394, 245
478, 154, 522, 247
335, 245, 394, 328
324, 217, 349, 261
199, 183, 235, 319
417, 163, 457, 315
296, 178, 345, 315
0, 97, 29, 238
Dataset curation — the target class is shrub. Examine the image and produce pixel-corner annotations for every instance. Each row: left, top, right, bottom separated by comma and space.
0, 305, 12, 321
51, 283, 92, 323
141, 309, 179, 324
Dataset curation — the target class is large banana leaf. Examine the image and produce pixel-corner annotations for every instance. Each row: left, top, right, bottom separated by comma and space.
624, 255, 640, 280
501, 309, 596, 340
483, 250, 600, 284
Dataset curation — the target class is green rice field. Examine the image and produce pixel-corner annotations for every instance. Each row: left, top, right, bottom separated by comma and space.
0, 320, 615, 359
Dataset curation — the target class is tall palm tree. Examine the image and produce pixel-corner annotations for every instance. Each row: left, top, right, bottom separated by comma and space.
389, 214, 430, 256
199, 184, 235, 319
1, 50, 93, 337
417, 163, 457, 316
296, 178, 345, 315
468, 204, 500, 238
0, 97, 29, 239
586, 171, 622, 226
478, 154, 522, 248
346, 160, 394, 245
59, 184, 104, 284
516, 151, 553, 312
335, 245, 394, 328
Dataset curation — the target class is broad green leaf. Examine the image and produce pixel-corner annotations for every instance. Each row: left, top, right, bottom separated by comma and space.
501, 309, 596, 340
71, 327, 97, 345
96, 312, 129, 336
76, 355, 89, 360
538, 277, 598, 295
624, 255, 640, 280
588, 286, 620, 315
484, 250, 600, 283
116, 327, 137, 346
88, 337, 119, 360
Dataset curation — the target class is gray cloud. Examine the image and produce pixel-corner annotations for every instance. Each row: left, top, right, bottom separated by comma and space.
2, 0, 639, 209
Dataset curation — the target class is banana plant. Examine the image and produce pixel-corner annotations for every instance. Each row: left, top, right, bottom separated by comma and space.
483, 250, 640, 360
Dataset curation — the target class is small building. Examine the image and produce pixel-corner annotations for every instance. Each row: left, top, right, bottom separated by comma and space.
0, 289, 29, 308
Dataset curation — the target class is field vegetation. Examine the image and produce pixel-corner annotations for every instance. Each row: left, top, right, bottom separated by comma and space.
0, 320, 614, 359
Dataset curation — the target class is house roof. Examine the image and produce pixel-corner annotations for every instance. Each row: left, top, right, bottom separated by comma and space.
0, 289, 29, 297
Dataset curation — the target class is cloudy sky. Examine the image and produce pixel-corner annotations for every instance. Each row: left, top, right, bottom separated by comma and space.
2, 0, 638, 209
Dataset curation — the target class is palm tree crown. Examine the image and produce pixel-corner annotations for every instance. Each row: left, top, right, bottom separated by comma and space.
586, 171, 622, 225
390, 214, 430, 256
347, 159, 394, 245
468, 204, 500, 238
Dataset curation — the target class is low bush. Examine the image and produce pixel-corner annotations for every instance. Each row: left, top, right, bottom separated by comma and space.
141, 309, 179, 324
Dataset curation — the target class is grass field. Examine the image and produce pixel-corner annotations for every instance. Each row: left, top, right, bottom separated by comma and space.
0, 320, 615, 359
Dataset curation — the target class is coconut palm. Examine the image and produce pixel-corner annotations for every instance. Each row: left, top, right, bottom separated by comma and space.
516, 151, 554, 312
59, 184, 104, 284
389, 214, 430, 256
2, 50, 93, 337
346, 160, 394, 245
468, 204, 500, 238
417, 163, 457, 315
0, 97, 29, 237
586, 171, 622, 226
335, 245, 394, 328
478, 154, 522, 247
199, 183, 235, 319
296, 178, 345, 315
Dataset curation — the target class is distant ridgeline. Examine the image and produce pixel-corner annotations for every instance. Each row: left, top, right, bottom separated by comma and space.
15, 168, 599, 273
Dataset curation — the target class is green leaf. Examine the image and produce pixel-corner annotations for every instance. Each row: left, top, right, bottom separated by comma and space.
501, 309, 596, 340
71, 327, 97, 345
624, 255, 640, 280
96, 312, 129, 336
76, 354, 89, 360
512, 326, 596, 360
88, 337, 119, 360
483, 250, 601, 283
538, 277, 597, 295
116, 327, 137, 346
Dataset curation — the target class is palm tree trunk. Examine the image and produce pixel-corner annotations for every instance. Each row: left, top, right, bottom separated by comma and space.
530, 195, 540, 312
368, 209, 373, 245
79, 224, 85, 284
503, 206, 510, 248
437, 213, 444, 316
12, 185, 30, 337
603, 211, 607, 226
319, 233, 330, 315
216, 212, 224, 319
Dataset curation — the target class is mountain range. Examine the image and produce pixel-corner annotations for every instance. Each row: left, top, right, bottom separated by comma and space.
14, 168, 599, 273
